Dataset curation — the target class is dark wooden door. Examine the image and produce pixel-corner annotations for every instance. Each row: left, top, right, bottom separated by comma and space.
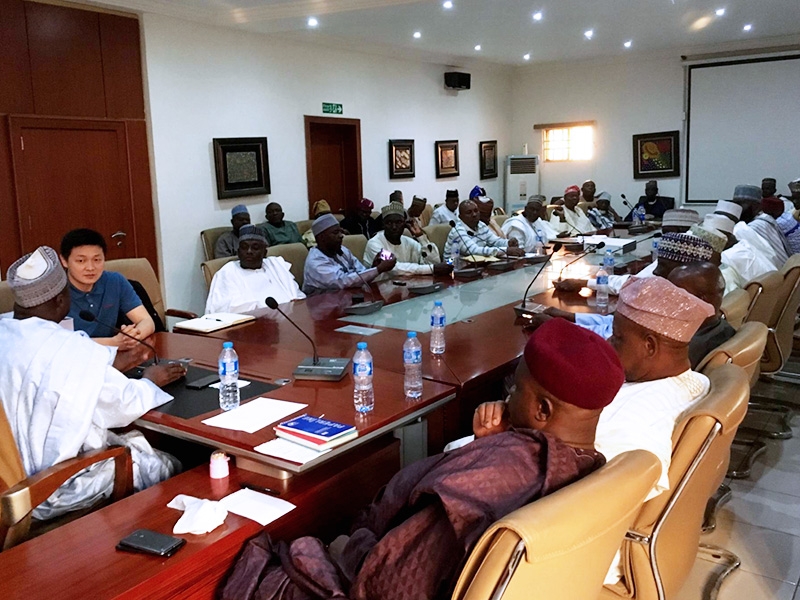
10, 117, 135, 260
305, 116, 362, 217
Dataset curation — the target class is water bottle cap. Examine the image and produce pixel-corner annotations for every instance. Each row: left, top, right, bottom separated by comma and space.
434, 301, 443, 307
357, 342, 367, 350
222, 341, 233, 349
407, 331, 417, 338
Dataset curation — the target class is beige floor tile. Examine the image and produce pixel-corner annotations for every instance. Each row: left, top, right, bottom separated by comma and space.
674, 557, 796, 600
721, 482, 800, 536
743, 435, 800, 498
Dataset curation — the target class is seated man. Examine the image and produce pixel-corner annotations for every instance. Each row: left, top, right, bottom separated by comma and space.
625, 180, 673, 221
429, 189, 460, 225
581, 179, 597, 205
257, 202, 303, 247
340, 198, 383, 239
214, 204, 251, 258
776, 204, 800, 255
732, 184, 790, 268
473, 190, 506, 238
443, 200, 524, 261
762, 176, 793, 214
0, 247, 185, 520
550, 185, 594, 234
502, 197, 559, 251
586, 192, 620, 230
660, 208, 701, 233
60, 228, 155, 348
363, 202, 451, 278
205, 225, 305, 313
404, 196, 440, 261
303, 214, 396, 295
223, 318, 624, 600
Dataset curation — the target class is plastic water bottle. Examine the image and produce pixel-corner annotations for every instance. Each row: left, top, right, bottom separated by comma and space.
452, 244, 462, 270
651, 240, 659, 262
603, 249, 615, 274
403, 332, 423, 399
595, 266, 609, 312
533, 234, 544, 256
430, 301, 446, 355
218, 341, 240, 411
352, 342, 375, 413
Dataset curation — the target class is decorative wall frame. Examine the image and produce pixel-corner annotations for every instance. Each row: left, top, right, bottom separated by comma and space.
388, 139, 415, 179
212, 137, 271, 199
435, 140, 459, 178
632, 130, 680, 179
479, 140, 498, 180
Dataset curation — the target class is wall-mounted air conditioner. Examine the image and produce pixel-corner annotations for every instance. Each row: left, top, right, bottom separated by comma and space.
504, 155, 540, 214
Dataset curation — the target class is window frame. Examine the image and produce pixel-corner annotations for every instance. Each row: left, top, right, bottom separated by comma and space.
534, 121, 596, 163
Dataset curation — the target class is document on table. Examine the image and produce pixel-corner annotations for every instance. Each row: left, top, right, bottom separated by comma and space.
220, 488, 295, 527
209, 379, 251, 389
254, 438, 332, 464
335, 324, 382, 336
201, 398, 306, 434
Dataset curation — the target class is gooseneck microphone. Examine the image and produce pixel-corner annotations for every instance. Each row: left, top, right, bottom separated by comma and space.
521, 242, 563, 308
78, 310, 160, 363
620, 193, 634, 212
265, 297, 318, 365
449, 220, 482, 265
558, 241, 606, 282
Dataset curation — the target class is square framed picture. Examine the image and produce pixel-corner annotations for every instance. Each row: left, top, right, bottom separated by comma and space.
435, 140, 459, 178
479, 140, 498, 180
388, 139, 415, 179
212, 137, 271, 199
632, 131, 680, 179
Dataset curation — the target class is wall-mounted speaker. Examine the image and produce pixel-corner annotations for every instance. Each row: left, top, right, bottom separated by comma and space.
444, 72, 471, 90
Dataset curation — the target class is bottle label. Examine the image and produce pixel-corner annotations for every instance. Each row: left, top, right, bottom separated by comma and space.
430, 315, 446, 327
219, 359, 238, 376
353, 361, 373, 376
403, 349, 422, 363
596, 274, 609, 286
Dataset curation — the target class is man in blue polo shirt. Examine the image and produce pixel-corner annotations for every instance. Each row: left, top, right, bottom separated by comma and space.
59, 229, 155, 348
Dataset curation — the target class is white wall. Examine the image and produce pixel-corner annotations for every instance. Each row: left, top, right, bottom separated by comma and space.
509, 55, 685, 214
141, 14, 512, 314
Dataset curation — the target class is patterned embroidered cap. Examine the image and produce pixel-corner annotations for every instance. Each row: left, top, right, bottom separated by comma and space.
7, 246, 68, 308
690, 224, 726, 254
312, 199, 331, 216
358, 198, 374, 211
381, 201, 405, 218
564, 185, 580, 196
617, 277, 715, 343
662, 208, 701, 229
657, 232, 713, 263
237, 224, 267, 244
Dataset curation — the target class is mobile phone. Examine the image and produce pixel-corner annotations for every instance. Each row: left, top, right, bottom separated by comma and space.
392, 280, 407, 286
186, 373, 220, 390
379, 249, 393, 261
117, 529, 186, 557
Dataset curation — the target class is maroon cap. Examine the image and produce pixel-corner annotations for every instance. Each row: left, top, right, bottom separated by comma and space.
761, 196, 784, 216
524, 318, 624, 410
359, 198, 374, 211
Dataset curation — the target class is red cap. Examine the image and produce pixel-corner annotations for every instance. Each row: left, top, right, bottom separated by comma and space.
761, 197, 784, 217
564, 185, 580, 196
359, 198, 374, 211
524, 318, 624, 410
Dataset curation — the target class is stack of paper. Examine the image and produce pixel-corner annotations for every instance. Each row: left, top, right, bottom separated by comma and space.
173, 312, 256, 333
201, 398, 307, 434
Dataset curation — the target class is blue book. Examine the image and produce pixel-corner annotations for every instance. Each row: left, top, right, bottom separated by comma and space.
276, 414, 355, 441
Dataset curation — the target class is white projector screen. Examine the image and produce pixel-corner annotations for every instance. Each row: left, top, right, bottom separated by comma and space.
685, 55, 800, 203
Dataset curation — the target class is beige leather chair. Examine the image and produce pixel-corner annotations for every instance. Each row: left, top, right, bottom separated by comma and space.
720, 288, 750, 330
493, 214, 510, 229
200, 226, 233, 261
419, 203, 434, 226
755, 254, 800, 379
452, 451, 660, 600
743, 270, 783, 326
267, 243, 309, 288
599, 364, 749, 600
697, 321, 768, 387
296, 219, 312, 236
1, 405, 133, 550
0, 281, 12, 314
342, 234, 368, 263
545, 205, 559, 220
201, 256, 236, 290
422, 224, 452, 260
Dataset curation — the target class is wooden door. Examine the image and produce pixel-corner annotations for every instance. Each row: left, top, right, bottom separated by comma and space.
10, 117, 135, 260
305, 116, 362, 217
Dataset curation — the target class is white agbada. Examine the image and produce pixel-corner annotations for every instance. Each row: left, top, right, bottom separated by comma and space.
429, 205, 459, 226
721, 238, 776, 291
205, 257, 305, 314
501, 214, 559, 251
587, 261, 657, 295
363, 231, 437, 278
733, 221, 784, 269
549, 206, 594, 234
0, 317, 175, 519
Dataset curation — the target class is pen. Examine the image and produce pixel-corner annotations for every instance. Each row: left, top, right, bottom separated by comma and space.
241, 483, 281, 497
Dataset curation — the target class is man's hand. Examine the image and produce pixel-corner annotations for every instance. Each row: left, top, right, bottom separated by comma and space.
433, 262, 454, 276
376, 256, 397, 274
554, 278, 587, 293
521, 312, 553, 332
505, 246, 525, 257
507, 238, 519, 248
142, 362, 187, 387
473, 401, 509, 438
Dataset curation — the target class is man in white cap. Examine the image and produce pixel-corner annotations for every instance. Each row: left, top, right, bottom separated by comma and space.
303, 214, 396, 295
0, 247, 185, 520
660, 208, 702, 233
215, 204, 251, 258
205, 225, 305, 313
502, 197, 559, 251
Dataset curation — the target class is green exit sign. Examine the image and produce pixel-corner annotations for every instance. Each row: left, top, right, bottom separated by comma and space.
322, 102, 343, 114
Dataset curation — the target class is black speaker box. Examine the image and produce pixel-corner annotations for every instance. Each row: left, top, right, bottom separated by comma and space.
444, 72, 471, 90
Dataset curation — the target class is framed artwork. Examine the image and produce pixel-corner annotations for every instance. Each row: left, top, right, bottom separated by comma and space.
479, 140, 498, 180
632, 131, 680, 179
388, 139, 415, 179
435, 140, 459, 178
212, 137, 271, 199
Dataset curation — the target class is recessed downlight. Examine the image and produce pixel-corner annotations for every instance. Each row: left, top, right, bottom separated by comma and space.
533, 11, 543, 21
474, 44, 482, 51
307, 17, 318, 27
715, 8, 725, 16
523, 53, 531, 60
584, 29, 594, 40
413, 31, 421, 39
743, 24, 752, 31
443, 1, 453, 9
624, 40, 632, 48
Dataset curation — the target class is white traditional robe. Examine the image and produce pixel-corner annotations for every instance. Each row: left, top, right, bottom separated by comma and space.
721, 238, 777, 291
501, 215, 558, 251
363, 231, 437, 278
549, 206, 594, 234
429, 205, 459, 226
733, 221, 784, 269
747, 214, 791, 267
205, 257, 305, 314
0, 317, 175, 519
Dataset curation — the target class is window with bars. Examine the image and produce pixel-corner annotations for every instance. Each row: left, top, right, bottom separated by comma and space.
537, 123, 595, 162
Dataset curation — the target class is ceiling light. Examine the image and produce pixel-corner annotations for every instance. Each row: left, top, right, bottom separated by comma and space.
523, 53, 531, 60
443, 1, 453, 9
584, 29, 594, 40
624, 40, 632, 48
533, 11, 542, 21
307, 17, 318, 27
413, 31, 421, 39
474, 44, 482, 51
715, 8, 725, 16
743, 24, 752, 31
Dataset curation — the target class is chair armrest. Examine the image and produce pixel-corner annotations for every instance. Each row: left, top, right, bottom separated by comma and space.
1, 446, 133, 528
165, 309, 198, 320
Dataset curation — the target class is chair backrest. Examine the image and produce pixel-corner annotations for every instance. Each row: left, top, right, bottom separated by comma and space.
342, 235, 368, 263
0, 405, 25, 495
743, 270, 782, 325
422, 224, 452, 260
545, 205, 559, 220
105, 258, 164, 324
697, 321, 768, 387
493, 214, 509, 228
267, 243, 309, 288
609, 364, 749, 600
200, 226, 233, 261
577, 200, 594, 213
492, 207, 506, 216
761, 254, 800, 374
720, 288, 750, 330
419, 203, 434, 226
201, 256, 237, 290
452, 451, 661, 600
296, 219, 312, 236
0, 281, 13, 315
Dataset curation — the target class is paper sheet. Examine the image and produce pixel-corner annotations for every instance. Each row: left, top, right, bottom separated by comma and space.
220, 488, 296, 527
335, 325, 383, 336
201, 397, 306, 434
209, 379, 251, 389
254, 438, 332, 464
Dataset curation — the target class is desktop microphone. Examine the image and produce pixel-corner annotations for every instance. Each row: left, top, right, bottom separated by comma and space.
333, 251, 384, 313
620, 194, 634, 212
448, 220, 482, 264
78, 310, 160, 363
557, 241, 606, 282
264, 297, 349, 381
448, 220, 483, 278
521, 242, 563, 307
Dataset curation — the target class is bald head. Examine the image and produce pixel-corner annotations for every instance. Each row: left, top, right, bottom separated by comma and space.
459, 199, 480, 229
668, 261, 725, 318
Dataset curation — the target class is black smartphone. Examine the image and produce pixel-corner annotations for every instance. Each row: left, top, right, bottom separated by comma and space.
186, 373, 220, 390
116, 529, 186, 557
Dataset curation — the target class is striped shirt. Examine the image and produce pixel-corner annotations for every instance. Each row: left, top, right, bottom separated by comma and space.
443, 220, 508, 260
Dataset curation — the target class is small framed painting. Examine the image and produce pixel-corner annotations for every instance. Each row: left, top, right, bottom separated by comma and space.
632, 131, 680, 179
479, 140, 498, 180
435, 140, 459, 178
389, 139, 415, 179
212, 137, 271, 199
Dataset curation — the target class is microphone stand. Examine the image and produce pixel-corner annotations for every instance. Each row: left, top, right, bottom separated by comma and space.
78, 310, 160, 364
513, 242, 564, 319
557, 242, 606, 282
449, 220, 483, 277
335, 252, 384, 314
